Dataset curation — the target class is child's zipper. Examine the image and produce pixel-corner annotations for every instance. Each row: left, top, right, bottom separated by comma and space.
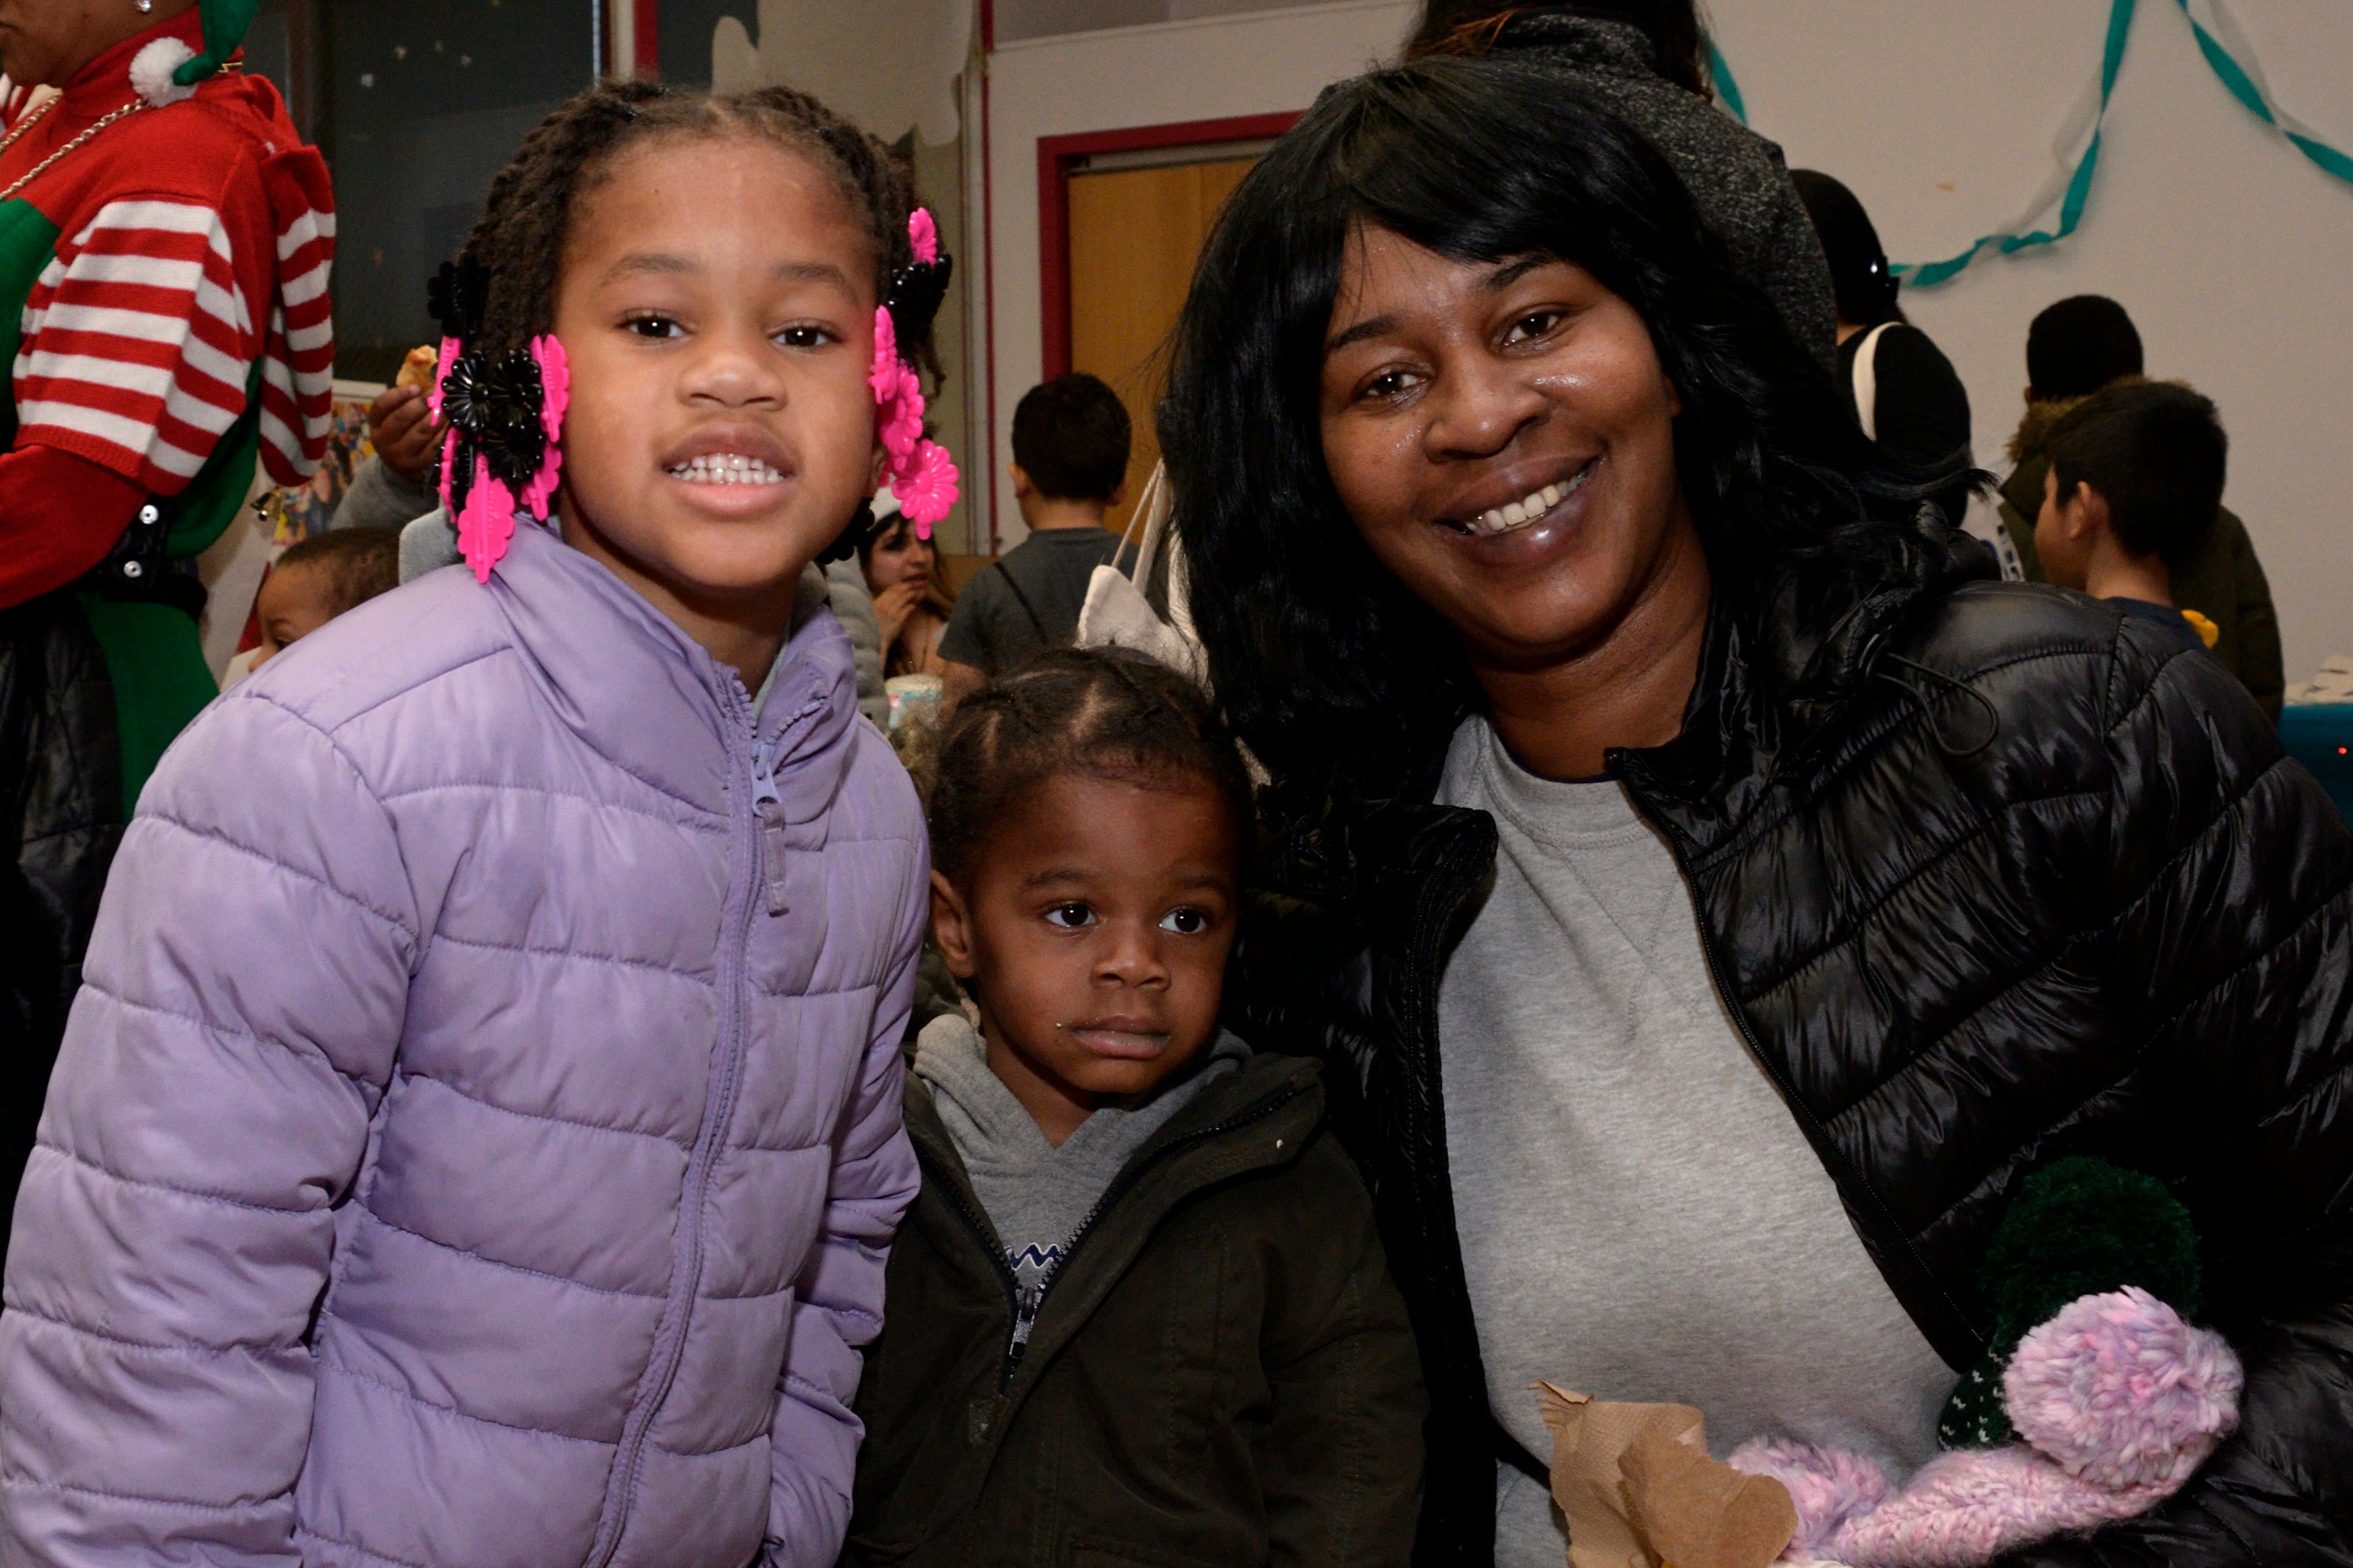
585, 676, 766, 1568
939, 1076, 1310, 1399
751, 731, 791, 916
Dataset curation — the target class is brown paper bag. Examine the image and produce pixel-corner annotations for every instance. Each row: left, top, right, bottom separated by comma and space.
1535, 1383, 1798, 1568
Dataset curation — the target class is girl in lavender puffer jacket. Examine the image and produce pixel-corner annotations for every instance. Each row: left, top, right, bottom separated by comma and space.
0, 81, 963, 1568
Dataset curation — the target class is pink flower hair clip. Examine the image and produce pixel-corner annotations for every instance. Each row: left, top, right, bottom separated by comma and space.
869, 208, 960, 538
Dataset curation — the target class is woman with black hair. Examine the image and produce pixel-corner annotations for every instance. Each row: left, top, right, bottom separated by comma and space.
1409, 2, 1838, 369
1792, 168, 1976, 528
1164, 53, 2353, 1568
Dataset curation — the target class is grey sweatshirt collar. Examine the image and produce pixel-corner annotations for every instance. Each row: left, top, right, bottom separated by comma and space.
913, 1015, 1250, 1308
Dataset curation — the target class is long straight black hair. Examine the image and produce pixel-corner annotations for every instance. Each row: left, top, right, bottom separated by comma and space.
1159, 55, 1937, 806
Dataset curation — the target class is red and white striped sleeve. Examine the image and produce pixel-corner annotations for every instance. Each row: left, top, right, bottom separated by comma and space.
257, 148, 335, 487
11, 195, 261, 495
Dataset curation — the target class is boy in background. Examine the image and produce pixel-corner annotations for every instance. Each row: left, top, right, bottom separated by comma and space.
2036, 380, 2231, 660
938, 374, 1131, 702
2001, 296, 2282, 716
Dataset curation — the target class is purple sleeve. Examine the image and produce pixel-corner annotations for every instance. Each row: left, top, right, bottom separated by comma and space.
0, 694, 415, 1565
762, 830, 926, 1564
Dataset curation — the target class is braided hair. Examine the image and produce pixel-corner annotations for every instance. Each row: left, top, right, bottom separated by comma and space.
928, 649, 1254, 888
456, 80, 938, 375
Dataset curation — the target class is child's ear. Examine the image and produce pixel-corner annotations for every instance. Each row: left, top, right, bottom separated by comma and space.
929, 870, 979, 980
869, 438, 890, 493
2071, 482, 2110, 539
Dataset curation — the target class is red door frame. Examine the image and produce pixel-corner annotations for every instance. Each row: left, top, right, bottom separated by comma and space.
1036, 111, 1299, 380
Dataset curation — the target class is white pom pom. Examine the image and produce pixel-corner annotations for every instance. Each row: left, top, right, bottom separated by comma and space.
129, 38, 199, 107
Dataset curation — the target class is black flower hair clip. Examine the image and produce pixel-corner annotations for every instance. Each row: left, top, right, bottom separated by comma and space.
885, 254, 952, 346
440, 347, 547, 494
428, 255, 489, 342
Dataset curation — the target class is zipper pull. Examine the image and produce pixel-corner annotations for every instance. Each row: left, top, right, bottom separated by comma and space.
999, 1289, 1040, 1392
749, 735, 790, 917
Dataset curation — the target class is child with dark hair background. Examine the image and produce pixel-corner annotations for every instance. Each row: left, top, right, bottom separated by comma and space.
2036, 380, 2232, 659
844, 648, 1425, 1567
226, 530, 402, 685
937, 373, 1132, 701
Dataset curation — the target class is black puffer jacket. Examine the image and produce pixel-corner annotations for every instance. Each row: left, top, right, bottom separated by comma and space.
0, 592, 122, 1256
1230, 529, 2353, 1567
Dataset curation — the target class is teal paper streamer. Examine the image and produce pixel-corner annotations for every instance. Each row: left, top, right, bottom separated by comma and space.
1893, 0, 2138, 285
1709, 0, 2344, 287
1707, 41, 1748, 126
2174, 0, 2353, 185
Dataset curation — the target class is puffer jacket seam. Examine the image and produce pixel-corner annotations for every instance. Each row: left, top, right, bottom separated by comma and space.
293, 1524, 435, 1568
1685, 644, 2109, 876
376, 779, 727, 834
635, 1428, 769, 1462
1742, 784, 2107, 1001
2267, 1044, 2353, 1129
26, 1139, 317, 1219
426, 931, 718, 989
5, 1300, 293, 1358
2109, 756, 2300, 925
398, 1067, 696, 1150
16, 819, 111, 852
316, 1345, 616, 1449
1818, 929, 2095, 1125
253, 644, 510, 740
0, 1477, 260, 1517
74, 977, 376, 1092
137, 812, 418, 942
746, 978, 880, 1004
2098, 629, 2204, 743
359, 1209, 665, 1300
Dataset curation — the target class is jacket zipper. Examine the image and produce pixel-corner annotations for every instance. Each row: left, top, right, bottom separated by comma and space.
926, 1078, 1309, 1398
585, 676, 766, 1568
751, 732, 791, 916
1615, 765, 1984, 1353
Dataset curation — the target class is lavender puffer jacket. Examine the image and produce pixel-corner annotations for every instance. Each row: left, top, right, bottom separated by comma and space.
0, 520, 927, 1567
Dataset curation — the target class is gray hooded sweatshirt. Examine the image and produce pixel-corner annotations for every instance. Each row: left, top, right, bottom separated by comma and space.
912, 1014, 1249, 1314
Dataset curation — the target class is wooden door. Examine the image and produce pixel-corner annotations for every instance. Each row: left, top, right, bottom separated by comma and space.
1066, 155, 1255, 537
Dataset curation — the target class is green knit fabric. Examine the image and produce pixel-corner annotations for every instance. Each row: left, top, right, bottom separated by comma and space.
1937, 1157, 2202, 1450
79, 595, 217, 815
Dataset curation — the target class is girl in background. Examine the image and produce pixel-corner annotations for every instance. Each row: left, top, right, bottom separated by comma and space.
1, 80, 957, 1568
862, 498, 953, 678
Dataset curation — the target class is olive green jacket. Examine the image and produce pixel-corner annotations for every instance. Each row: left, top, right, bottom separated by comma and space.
845, 1053, 1427, 1567
1999, 395, 2284, 720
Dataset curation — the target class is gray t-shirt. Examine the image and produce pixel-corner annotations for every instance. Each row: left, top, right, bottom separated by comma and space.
936, 525, 1120, 675
1433, 717, 1952, 1567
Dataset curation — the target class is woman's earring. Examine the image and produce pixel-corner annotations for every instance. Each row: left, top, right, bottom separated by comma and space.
136, 0, 154, 12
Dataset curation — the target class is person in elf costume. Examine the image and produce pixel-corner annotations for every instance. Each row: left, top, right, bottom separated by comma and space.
0, 0, 332, 1249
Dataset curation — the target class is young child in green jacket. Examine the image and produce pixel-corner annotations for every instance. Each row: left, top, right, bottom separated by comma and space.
845, 648, 1426, 1567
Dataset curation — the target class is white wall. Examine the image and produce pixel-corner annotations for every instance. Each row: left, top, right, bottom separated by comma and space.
979, 0, 2353, 674
1710, 0, 2353, 681
981, 0, 1415, 546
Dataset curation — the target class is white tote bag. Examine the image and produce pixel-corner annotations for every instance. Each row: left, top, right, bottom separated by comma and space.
1074, 459, 1209, 683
